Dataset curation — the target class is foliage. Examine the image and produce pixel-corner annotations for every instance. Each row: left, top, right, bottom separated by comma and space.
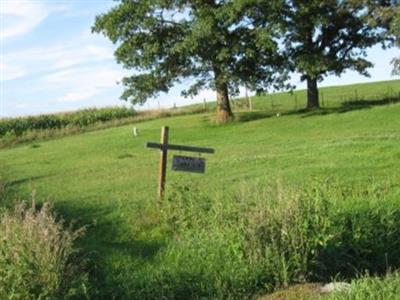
329, 271, 400, 300
121, 180, 400, 299
276, 0, 395, 108
390, 3, 400, 74
0, 107, 135, 138
367, 0, 400, 75
92, 0, 396, 113
0, 201, 89, 300
92, 0, 287, 122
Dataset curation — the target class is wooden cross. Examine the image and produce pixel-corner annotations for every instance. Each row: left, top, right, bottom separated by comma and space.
146, 126, 215, 200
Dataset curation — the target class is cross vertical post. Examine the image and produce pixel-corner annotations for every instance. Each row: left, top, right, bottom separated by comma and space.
158, 126, 169, 200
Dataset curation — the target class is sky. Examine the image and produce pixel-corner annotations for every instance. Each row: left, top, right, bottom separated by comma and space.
0, 0, 399, 118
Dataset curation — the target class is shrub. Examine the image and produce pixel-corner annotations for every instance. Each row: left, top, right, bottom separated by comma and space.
123, 179, 400, 299
0, 201, 89, 300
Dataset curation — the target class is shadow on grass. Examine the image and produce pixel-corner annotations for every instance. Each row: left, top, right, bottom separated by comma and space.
236, 111, 276, 122
235, 96, 400, 121
117, 153, 135, 159
6, 175, 50, 187
297, 96, 400, 118
54, 200, 165, 298
55, 200, 163, 259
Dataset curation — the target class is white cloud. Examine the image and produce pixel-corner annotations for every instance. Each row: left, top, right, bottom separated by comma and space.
0, 1, 127, 116
2, 43, 114, 81
15, 102, 29, 109
45, 67, 124, 86
0, 61, 26, 81
0, 1, 62, 40
43, 66, 127, 103
52, 44, 114, 69
1, 1, 113, 82
56, 89, 99, 103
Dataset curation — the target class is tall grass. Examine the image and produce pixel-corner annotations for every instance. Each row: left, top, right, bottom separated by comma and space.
1, 178, 399, 299
0, 200, 89, 300
117, 179, 400, 299
329, 272, 400, 300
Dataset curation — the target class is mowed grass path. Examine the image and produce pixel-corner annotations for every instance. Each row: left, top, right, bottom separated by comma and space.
1, 80, 400, 297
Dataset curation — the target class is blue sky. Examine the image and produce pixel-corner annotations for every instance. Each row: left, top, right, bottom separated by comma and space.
0, 0, 399, 118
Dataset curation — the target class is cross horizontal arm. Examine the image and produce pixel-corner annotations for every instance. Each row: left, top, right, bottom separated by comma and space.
146, 142, 215, 154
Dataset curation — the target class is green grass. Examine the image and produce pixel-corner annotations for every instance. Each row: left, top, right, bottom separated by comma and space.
260, 272, 400, 300
192, 79, 400, 114
1, 80, 400, 299
329, 272, 400, 300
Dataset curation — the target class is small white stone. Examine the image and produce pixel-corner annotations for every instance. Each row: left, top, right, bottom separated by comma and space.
320, 282, 351, 294
133, 127, 139, 137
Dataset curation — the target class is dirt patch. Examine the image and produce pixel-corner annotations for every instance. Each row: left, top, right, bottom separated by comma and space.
259, 283, 325, 300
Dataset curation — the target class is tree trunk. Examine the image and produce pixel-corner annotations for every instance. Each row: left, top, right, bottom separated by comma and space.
216, 83, 233, 123
214, 69, 233, 123
306, 76, 320, 109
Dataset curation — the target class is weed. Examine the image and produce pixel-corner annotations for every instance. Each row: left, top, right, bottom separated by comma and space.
0, 200, 90, 300
329, 271, 400, 300
122, 180, 400, 299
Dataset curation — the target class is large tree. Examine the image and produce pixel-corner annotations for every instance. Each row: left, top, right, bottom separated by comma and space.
390, 3, 400, 74
365, 0, 400, 74
281, 0, 394, 109
92, 0, 286, 123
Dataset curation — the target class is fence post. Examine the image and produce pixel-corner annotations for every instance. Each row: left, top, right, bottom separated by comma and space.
321, 91, 325, 108
245, 85, 252, 111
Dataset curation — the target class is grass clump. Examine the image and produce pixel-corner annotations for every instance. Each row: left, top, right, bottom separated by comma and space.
0, 201, 89, 300
329, 271, 400, 300
120, 179, 400, 299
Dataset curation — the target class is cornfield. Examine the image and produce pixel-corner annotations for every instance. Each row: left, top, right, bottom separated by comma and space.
0, 107, 136, 137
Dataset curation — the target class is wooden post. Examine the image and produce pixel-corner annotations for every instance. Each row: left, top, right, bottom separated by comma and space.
158, 126, 169, 200
245, 85, 252, 111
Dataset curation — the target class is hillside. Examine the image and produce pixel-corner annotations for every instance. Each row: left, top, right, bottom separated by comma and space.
1, 80, 400, 299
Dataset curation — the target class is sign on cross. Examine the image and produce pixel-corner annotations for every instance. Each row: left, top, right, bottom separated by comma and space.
172, 155, 206, 173
146, 126, 215, 200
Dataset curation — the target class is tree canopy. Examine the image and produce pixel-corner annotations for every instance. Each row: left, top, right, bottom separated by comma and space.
280, 0, 395, 109
93, 0, 398, 117
93, 0, 287, 123
390, 3, 400, 74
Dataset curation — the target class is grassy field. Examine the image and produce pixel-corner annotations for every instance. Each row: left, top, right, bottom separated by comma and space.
1, 80, 400, 299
